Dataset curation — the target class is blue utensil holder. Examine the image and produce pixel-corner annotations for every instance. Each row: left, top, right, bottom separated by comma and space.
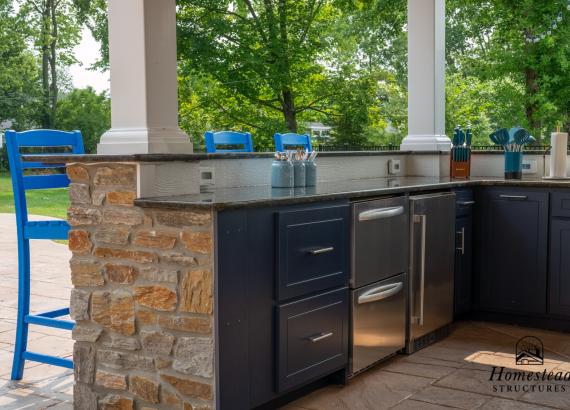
293, 161, 306, 187
271, 161, 294, 188
305, 161, 317, 187
504, 151, 523, 180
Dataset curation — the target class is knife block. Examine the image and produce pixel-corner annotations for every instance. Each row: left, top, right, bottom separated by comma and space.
450, 147, 471, 179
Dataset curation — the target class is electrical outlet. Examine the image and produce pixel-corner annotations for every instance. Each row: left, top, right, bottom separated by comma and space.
388, 159, 401, 175
200, 166, 215, 186
522, 159, 537, 174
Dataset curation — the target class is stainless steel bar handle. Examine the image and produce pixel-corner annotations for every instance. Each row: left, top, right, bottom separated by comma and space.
499, 194, 528, 200
457, 200, 475, 206
357, 282, 403, 304
418, 214, 427, 326
456, 227, 465, 255
358, 206, 404, 222
308, 332, 333, 343
309, 246, 334, 255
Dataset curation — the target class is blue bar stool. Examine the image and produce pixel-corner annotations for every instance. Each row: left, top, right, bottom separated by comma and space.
274, 133, 313, 152
204, 131, 254, 153
5, 129, 84, 380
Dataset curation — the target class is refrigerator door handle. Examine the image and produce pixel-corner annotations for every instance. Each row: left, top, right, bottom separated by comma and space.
358, 206, 404, 222
413, 214, 427, 326
357, 282, 403, 304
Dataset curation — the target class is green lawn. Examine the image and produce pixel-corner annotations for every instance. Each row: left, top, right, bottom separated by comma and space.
0, 175, 69, 219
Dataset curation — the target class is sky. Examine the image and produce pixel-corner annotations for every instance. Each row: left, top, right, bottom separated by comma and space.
69, 28, 110, 93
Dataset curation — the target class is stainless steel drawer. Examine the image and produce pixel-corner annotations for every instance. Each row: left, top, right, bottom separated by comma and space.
277, 205, 349, 301
277, 288, 349, 392
352, 196, 408, 288
351, 273, 406, 374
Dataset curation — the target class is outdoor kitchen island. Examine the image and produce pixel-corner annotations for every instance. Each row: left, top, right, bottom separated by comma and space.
22, 154, 570, 410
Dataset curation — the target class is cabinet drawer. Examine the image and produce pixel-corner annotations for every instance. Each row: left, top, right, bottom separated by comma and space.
551, 192, 570, 218
277, 288, 348, 392
455, 189, 475, 218
277, 205, 349, 301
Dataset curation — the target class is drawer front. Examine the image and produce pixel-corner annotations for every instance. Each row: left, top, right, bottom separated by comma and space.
455, 189, 475, 217
551, 192, 570, 218
277, 288, 348, 392
277, 205, 349, 301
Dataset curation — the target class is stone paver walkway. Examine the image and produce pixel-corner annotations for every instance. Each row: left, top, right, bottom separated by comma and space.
0, 213, 73, 409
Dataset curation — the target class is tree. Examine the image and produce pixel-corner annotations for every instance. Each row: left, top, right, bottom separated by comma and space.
447, 0, 570, 141
0, 0, 43, 128
17, 0, 82, 128
177, 0, 345, 133
55, 87, 110, 153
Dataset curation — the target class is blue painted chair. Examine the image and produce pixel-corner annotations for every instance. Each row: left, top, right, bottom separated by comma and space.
5, 129, 84, 380
274, 133, 313, 152
204, 131, 254, 153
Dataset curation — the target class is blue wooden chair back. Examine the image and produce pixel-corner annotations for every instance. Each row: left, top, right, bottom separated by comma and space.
274, 133, 313, 152
205, 130, 254, 153
6, 129, 84, 228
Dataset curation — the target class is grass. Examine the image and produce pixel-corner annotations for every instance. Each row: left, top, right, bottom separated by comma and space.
0, 174, 69, 220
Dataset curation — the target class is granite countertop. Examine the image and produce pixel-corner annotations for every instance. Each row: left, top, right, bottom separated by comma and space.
21, 151, 423, 164
135, 177, 570, 210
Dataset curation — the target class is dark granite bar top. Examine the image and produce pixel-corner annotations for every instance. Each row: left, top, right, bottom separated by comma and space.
21, 151, 418, 164
135, 177, 570, 211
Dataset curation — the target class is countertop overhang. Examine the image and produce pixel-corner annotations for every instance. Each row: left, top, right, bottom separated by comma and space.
135, 177, 570, 211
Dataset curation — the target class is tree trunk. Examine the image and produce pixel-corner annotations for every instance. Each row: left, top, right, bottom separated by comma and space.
49, 0, 58, 126
40, 4, 51, 129
524, 67, 540, 142
282, 89, 297, 132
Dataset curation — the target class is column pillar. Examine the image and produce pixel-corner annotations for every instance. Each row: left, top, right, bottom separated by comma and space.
98, 0, 193, 154
400, 0, 451, 151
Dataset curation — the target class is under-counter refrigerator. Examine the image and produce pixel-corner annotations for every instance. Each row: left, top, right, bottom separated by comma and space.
407, 192, 455, 353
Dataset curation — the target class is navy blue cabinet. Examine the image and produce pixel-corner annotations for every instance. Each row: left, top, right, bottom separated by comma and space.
475, 188, 548, 314
549, 192, 570, 317
217, 201, 350, 410
454, 190, 474, 318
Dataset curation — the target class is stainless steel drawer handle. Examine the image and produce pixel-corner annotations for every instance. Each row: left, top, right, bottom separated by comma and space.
499, 195, 528, 200
457, 200, 475, 206
309, 246, 334, 255
358, 206, 404, 222
358, 282, 403, 304
308, 332, 333, 343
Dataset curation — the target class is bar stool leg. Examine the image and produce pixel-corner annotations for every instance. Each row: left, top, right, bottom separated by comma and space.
11, 239, 31, 380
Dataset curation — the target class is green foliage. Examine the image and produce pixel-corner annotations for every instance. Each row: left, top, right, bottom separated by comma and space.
55, 87, 110, 153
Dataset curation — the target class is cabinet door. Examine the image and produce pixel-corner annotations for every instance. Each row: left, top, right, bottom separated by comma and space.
549, 219, 570, 317
477, 189, 548, 314
454, 215, 472, 317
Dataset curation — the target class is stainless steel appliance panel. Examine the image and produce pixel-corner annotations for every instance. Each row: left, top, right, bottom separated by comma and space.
408, 193, 455, 351
351, 273, 406, 373
352, 197, 408, 288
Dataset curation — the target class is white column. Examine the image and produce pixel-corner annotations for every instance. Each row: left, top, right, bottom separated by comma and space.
400, 0, 451, 151
97, 0, 193, 154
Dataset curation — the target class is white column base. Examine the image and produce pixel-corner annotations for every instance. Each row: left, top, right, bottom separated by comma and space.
400, 134, 451, 151
97, 128, 194, 154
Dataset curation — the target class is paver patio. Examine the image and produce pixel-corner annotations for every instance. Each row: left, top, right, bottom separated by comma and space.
0, 213, 73, 409
0, 212, 569, 410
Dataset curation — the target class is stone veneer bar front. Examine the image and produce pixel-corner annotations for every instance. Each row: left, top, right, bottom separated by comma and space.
66, 162, 215, 410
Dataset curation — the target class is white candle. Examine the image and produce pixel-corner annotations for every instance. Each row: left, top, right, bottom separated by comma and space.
550, 130, 568, 178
